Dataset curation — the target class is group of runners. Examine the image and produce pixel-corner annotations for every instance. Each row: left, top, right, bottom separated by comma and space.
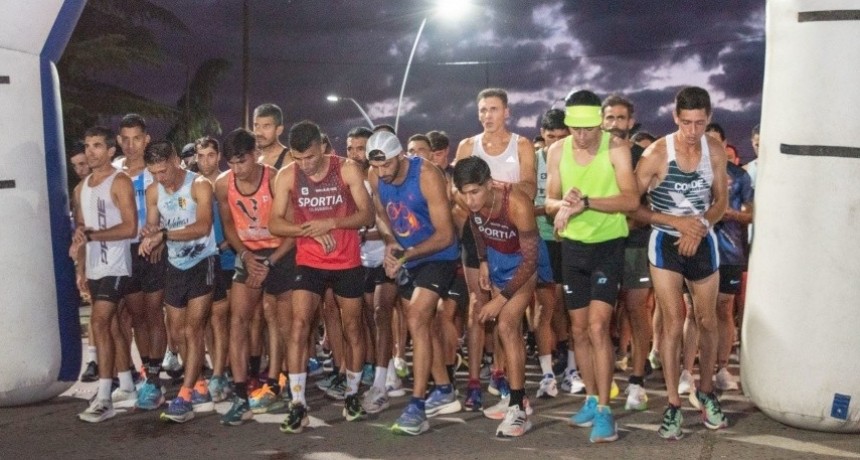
69, 84, 755, 442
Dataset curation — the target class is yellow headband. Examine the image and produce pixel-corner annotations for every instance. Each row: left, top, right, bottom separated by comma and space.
564, 105, 602, 128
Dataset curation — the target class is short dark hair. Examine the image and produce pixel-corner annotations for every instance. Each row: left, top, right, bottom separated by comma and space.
223, 128, 256, 161
602, 94, 634, 116
119, 113, 147, 132
631, 131, 656, 144
84, 126, 116, 149
288, 120, 322, 152
453, 156, 492, 191
321, 132, 332, 154
347, 127, 373, 140
253, 103, 283, 126
195, 136, 220, 153
541, 108, 566, 131
477, 88, 508, 106
751, 124, 760, 137
427, 130, 449, 151
675, 86, 711, 115
373, 123, 396, 134
68, 141, 86, 157
565, 89, 601, 107
408, 134, 431, 148
143, 140, 176, 165
705, 123, 726, 141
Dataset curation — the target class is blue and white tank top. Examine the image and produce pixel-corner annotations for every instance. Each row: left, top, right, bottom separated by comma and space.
158, 171, 217, 270
112, 158, 153, 243
648, 134, 713, 236
471, 133, 521, 184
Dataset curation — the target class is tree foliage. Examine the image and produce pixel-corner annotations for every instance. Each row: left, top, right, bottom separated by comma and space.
167, 58, 232, 147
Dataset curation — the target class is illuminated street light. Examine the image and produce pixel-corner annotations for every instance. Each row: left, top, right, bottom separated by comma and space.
394, 1, 471, 134
327, 94, 374, 128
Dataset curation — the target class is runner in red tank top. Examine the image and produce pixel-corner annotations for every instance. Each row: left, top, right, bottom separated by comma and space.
269, 120, 374, 432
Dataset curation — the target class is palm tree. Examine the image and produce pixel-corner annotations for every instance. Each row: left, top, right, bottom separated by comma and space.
167, 58, 232, 146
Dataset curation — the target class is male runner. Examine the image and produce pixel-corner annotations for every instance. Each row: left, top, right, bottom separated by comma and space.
632, 86, 729, 439
270, 120, 374, 433
71, 126, 137, 423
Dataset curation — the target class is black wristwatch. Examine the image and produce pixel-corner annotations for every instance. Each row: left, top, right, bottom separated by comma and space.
84, 229, 93, 242
160, 227, 169, 241
582, 196, 590, 209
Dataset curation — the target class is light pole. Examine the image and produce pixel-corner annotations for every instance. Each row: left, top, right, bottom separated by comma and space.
327, 95, 374, 129
394, 1, 469, 134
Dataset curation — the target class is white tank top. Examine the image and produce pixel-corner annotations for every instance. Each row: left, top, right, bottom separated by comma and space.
81, 169, 132, 279
471, 133, 521, 184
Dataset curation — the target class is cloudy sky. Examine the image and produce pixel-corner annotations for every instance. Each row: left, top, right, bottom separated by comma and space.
123, 0, 765, 161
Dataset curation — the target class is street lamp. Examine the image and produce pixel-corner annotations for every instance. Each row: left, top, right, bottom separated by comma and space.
394, 1, 470, 134
327, 95, 374, 129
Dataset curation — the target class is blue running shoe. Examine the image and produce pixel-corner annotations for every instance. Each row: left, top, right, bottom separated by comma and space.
221, 396, 253, 426
488, 372, 510, 398
191, 387, 214, 413
135, 381, 165, 411
570, 395, 598, 427
160, 397, 194, 423
590, 405, 619, 443
391, 403, 429, 436
657, 405, 684, 440
424, 387, 461, 418
207, 375, 231, 403
463, 384, 483, 412
307, 358, 324, 377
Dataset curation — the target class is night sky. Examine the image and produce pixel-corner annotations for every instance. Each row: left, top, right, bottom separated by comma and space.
106, 0, 766, 161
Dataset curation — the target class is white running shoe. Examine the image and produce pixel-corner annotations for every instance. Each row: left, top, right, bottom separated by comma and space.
111, 387, 138, 405
482, 397, 533, 420
78, 398, 116, 423
496, 404, 532, 437
162, 349, 182, 373
714, 367, 739, 391
624, 383, 648, 411
678, 369, 695, 395
536, 374, 558, 399
361, 386, 390, 414
385, 373, 407, 397
561, 369, 586, 395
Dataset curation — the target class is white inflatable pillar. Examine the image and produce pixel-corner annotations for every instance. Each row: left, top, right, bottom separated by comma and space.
743, 0, 860, 432
0, 0, 86, 406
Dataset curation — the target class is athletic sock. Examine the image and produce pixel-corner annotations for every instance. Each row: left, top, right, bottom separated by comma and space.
249, 355, 262, 376
345, 370, 361, 396
234, 382, 248, 400
178, 386, 192, 402
97, 378, 112, 401
510, 388, 526, 409
373, 366, 387, 390
87, 346, 98, 363
629, 375, 645, 386
117, 370, 134, 392
267, 377, 280, 395
409, 396, 425, 411
567, 349, 577, 372
446, 364, 456, 385
289, 373, 307, 405
538, 354, 553, 376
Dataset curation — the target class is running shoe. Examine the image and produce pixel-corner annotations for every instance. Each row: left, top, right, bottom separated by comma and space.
678, 369, 695, 395
279, 402, 309, 434
191, 387, 214, 413
570, 394, 598, 427
692, 390, 729, 429
207, 375, 231, 403
394, 357, 410, 379
343, 394, 367, 421
361, 386, 390, 414
624, 383, 648, 411
479, 355, 493, 381
78, 398, 115, 423
307, 357, 324, 377
714, 367, 739, 391
590, 405, 619, 443
536, 373, 558, 399
250, 383, 285, 414
561, 369, 586, 394
162, 349, 182, 374
391, 402, 429, 436
611, 380, 620, 399
220, 396, 253, 426
496, 404, 531, 438
657, 405, 684, 440
80, 361, 98, 383
135, 381, 165, 410
324, 374, 347, 400
463, 383, 483, 412
316, 371, 340, 391
483, 396, 533, 420
424, 387, 461, 417
110, 387, 137, 404
615, 354, 629, 372
385, 373, 407, 398
160, 397, 194, 423
648, 349, 662, 370
488, 372, 510, 397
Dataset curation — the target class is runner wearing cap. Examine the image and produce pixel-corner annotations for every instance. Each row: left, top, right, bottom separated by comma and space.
544, 89, 640, 443
367, 130, 462, 435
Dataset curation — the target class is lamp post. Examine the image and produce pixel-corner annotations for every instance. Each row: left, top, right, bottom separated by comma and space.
394, 1, 469, 134
327, 95, 374, 129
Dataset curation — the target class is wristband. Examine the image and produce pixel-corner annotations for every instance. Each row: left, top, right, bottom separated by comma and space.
160, 227, 168, 241
84, 229, 93, 242
582, 196, 590, 209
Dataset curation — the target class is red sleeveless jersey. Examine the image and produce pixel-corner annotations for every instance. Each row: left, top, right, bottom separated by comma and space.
291, 156, 360, 269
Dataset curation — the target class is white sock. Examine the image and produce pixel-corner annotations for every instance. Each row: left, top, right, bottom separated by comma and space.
289, 373, 307, 405
345, 370, 361, 396
538, 354, 553, 376
88, 346, 98, 363
373, 366, 388, 390
117, 370, 134, 391
387, 358, 396, 374
98, 378, 112, 401
567, 349, 577, 372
